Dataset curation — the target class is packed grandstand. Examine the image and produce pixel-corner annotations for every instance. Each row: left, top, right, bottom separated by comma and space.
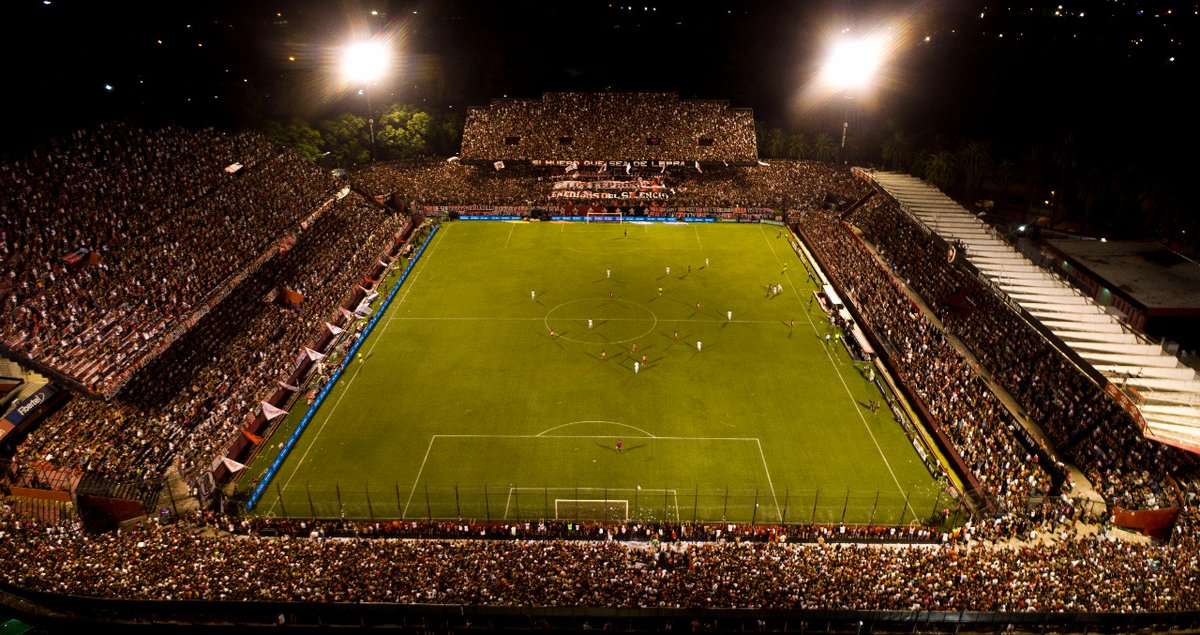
1, 94, 1199, 629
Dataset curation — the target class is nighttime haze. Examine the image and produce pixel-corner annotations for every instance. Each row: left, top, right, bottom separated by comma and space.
7, 0, 1194, 155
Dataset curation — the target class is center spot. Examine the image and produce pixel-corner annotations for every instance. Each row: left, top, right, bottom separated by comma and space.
545, 298, 658, 345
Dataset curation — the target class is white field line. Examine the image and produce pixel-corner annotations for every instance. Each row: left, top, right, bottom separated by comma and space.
755, 438, 783, 520
402, 435, 439, 518
764, 226, 916, 518
268, 228, 448, 515
405, 434, 771, 520
388, 316, 786, 324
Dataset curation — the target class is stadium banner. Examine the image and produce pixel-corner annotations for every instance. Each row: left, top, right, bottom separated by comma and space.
549, 178, 670, 201
247, 226, 440, 512
3, 383, 61, 429
552, 179, 667, 192
1104, 381, 1148, 432
549, 190, 669, 201
533, 159, 690, 169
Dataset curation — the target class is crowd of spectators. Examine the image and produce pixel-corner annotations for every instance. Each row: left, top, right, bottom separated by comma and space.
798, 209, 1061, 513
0, 123, 342, 395
1, 505, 1198, 611
13, 191, 410, 491
851, 199, 1196, 511
460, 93, 757, 163
6, 119, 1200, 616
352, 158, 863, 212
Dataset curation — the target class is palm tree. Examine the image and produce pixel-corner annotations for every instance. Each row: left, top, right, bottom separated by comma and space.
766, 128, 789, 158
881, 130, 911, 171
787, 132, 809, 160
811, 132, 837, 163
959, 141, 992, 205
990, 159, 1016, 204
923, 150, 958, 191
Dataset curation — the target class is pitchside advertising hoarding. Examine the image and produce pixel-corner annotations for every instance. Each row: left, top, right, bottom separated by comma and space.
1, 383, 61, 441
420, 204, 781, 223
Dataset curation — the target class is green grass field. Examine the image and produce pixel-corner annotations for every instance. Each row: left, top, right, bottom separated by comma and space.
245, 221, 945, 524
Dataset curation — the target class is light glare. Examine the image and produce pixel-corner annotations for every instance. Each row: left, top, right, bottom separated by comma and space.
822, 37, 885, 90
342, 41, 389, 83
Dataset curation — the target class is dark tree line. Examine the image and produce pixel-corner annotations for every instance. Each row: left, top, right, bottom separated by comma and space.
262, 104, 464, 169
756, 120, 1190, 253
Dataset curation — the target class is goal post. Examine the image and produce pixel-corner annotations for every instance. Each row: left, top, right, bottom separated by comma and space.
554, 499, 629, 521
585, 211, 624, 224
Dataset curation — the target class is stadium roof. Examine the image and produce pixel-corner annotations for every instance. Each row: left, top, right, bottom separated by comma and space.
864, 170, 1200, 456
1044, 239, 1200, 312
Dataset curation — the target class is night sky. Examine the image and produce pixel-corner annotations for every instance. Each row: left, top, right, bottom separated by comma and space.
3, 0, 1194, 170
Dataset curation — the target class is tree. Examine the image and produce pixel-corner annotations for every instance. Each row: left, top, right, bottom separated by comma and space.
959, 140, 992, 205
766, 127, 789, 158
319, 113, 371, 168
881, 130, 911, 171
262, 118, 323, 161
787, 132, 809, 160
377, 104, 434, 159
430, 111, 465, 156
923, 150, 958, 191
811, 132, 837, 163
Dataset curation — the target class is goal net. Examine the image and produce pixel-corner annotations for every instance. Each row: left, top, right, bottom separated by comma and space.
585, 211, 624, 223
555, 499, 629, 521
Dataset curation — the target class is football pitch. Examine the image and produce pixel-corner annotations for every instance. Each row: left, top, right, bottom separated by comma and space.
245, 221, 945, 524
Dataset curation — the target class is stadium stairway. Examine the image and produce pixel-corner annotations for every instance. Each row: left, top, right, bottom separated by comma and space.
1, 494, 74, 525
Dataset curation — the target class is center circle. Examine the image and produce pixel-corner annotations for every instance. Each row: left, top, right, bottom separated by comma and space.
544, 298, 658, 345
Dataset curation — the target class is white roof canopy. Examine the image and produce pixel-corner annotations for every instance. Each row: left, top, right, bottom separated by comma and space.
866, 171, 1200, 455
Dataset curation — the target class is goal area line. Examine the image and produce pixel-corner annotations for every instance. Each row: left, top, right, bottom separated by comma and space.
403, 435, 779, 520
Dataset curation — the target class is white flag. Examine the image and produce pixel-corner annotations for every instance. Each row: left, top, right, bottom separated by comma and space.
597, 161, 607, 173
221, 457, 247, 472
493, 160, 505, 171
261, 402, 289, 420
446, 156, 460, 163
757, 160, 770, 166
326, 322, 345, 335
625, 162, 632, 174
694, 161, 703, 173
304, 347, 326, 362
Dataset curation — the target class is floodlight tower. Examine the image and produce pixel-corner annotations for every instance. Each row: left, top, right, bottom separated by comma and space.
821, 36, 883, 164
342, 40, 390, 161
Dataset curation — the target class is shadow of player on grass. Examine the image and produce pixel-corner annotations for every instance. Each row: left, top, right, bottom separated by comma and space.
595, 442, 647, 453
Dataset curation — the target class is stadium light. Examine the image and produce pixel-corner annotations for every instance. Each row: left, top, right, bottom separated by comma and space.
341, 40, 389, 84
341, 40, 390, 160
821, 36, 885, 91
819, 34, 886, 164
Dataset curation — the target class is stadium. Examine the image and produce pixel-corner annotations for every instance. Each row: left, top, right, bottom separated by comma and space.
2, 90, 1198, 632
2, 4, 1200, 632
